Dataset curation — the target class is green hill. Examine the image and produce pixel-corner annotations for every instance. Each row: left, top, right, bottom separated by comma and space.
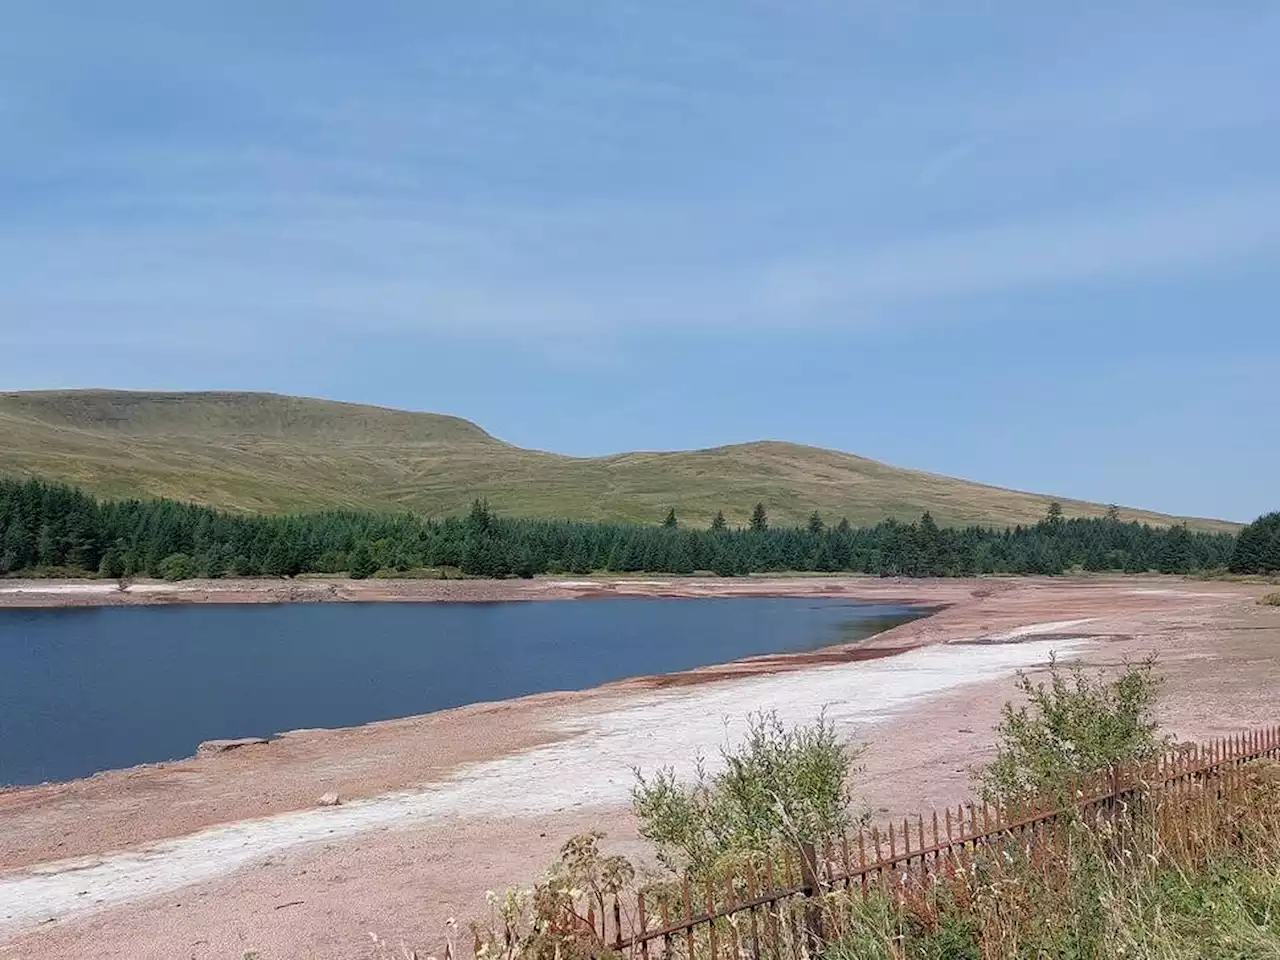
0, 390, 1236, 532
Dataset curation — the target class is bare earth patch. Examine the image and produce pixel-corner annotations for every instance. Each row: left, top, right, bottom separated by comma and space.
0, 576, 1277, 959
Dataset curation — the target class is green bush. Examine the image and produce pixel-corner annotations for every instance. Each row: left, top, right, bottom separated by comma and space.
97, 549, 124, 579
980, 655, 1163, 805
157, 552, 193, 582
632, 710, 859, 876
315, 550, 347, 574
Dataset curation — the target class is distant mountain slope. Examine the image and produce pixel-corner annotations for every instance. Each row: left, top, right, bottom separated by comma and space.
0, 390, 1237, 532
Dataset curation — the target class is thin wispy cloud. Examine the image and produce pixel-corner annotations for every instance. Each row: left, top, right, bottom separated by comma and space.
760, 188, 1280, 318
3, 187, 1277, 346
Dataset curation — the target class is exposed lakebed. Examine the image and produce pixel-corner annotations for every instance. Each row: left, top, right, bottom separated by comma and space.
0, 597, 920, 785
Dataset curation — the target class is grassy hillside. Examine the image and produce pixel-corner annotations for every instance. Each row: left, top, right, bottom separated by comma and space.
0, 390, 1236, 532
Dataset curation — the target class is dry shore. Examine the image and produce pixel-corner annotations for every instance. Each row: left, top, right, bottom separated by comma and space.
1, 575, 1277, 959
0, 573, 961, 609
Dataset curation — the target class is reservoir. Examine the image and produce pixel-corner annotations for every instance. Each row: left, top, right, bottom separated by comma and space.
0, 597, 921, 786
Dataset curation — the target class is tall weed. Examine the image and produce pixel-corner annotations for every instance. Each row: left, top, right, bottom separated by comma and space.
632, 710, 859, 876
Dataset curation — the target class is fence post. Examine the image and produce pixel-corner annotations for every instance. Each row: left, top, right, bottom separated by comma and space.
799, 841, 825, 956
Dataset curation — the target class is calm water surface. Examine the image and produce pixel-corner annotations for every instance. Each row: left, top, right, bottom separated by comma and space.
0, 598, 920, 785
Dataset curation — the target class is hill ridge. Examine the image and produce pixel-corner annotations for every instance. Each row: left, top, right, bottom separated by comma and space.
0, 390, 1236, 532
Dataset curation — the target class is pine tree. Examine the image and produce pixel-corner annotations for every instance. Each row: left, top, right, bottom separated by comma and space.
262, 536, 293, 577
1266, 527, 1280, 574
513, 546, 537, 579
123, 548, 144, 577
662, 508, 678, 528
709, 543, 738, 577
37, 523, 60, 567
710, 511, 727, 533
569, 548, 592, 575
205, 545, 231, 579
98, 548, 124, 579
467, 498, 493, 536
915, 511, 943, 575
1044, 501, 1064, 528
807, 511, 825, 535
750, 503, 768, 533
1157, 524, 1194, 574
1229, 513, 1278, 573
348, 540, 378, 579
3, 518, 31, 571
668, 534, 696, 575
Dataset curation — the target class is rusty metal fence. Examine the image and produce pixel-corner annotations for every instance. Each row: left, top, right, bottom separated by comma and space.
567, 725, 1280, 959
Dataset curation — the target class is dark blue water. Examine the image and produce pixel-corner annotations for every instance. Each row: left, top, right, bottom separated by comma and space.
0, 598, 919, 786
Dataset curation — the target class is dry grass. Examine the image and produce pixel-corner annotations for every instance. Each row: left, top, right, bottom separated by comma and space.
0, 390, 1237, 530
822, 761, 1280, 959
1261, 591, 1280, 607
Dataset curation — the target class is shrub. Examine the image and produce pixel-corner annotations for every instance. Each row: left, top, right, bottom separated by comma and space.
633, 711, 859, 876
97, 549, 124, 579
157, 552, 193, 582
229, 554, 255, 577
980, 655, 1163, 805
315, 550, 348, 574
470, 832, 633, 960
1260, 591, 1280, 607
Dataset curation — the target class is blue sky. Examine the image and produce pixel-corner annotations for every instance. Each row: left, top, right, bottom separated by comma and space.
1, 2, 1277, 522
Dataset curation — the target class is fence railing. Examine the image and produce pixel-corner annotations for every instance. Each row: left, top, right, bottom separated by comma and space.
584, 725, 1280, 959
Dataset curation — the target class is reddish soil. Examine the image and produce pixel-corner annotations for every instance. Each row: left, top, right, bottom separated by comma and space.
1, 575, 1277, 960
0, 574, 959, 609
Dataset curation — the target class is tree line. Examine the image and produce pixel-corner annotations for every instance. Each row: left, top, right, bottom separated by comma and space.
1228, 511, 1280, 574
0, 475, 1251, 581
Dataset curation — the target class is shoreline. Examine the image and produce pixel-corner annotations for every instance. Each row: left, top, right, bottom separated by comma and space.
0, 572, 972, 609
0, 573, 1213, 803
0, 572, 1242, 795
1, 588, 939, 792
1, 570, 1234, 612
